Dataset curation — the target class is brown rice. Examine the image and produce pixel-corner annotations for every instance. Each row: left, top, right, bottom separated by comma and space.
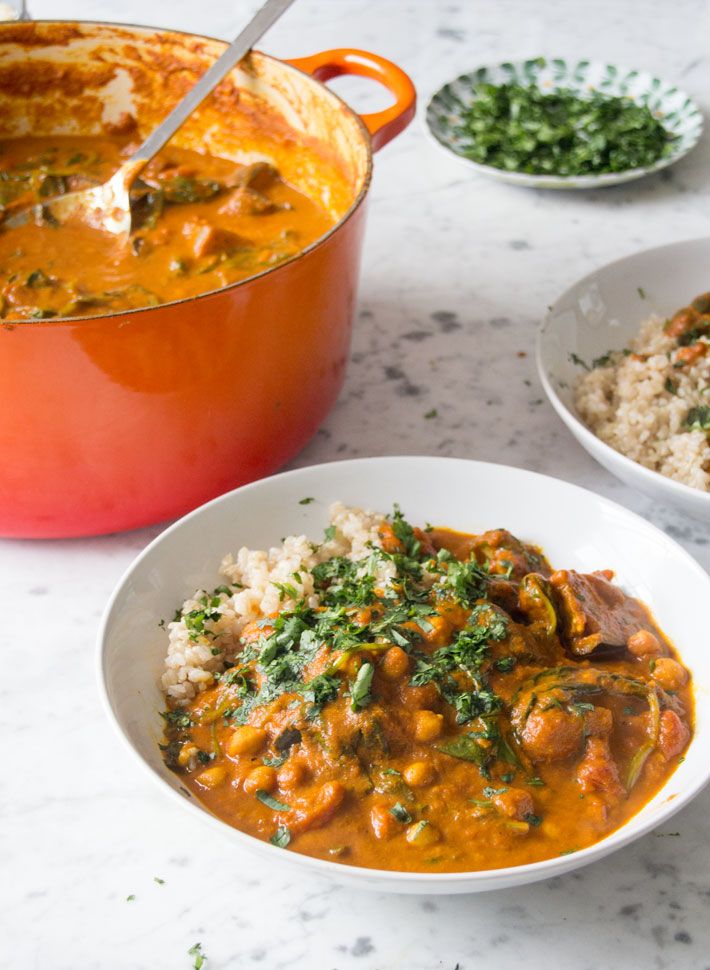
574, 314, 710, 491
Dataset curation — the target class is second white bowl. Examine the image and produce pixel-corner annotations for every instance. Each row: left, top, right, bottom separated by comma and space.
537, 238, 710, 522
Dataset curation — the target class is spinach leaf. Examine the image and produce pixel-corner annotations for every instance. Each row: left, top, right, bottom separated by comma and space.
437, 735, 489, 765
255, 790, 291, 812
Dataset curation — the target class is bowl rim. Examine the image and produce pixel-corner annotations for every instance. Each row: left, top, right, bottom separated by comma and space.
0, 19, 374, 327
536, 236, 710, 509
96, 455, 710, 887
424, 55, 703, 188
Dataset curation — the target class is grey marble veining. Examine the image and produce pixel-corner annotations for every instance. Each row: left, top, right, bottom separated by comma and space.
3, 0, 710, 967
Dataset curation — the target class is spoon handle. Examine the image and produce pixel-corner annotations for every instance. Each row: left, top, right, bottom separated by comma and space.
129, 0, 296, 167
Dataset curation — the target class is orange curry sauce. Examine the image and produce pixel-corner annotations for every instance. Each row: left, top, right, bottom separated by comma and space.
0, 135, 333, 319
162, 518, 692, 873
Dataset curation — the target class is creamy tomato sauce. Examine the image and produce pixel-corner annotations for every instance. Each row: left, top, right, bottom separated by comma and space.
161, 511, 692, 873
0, 135, 333, 319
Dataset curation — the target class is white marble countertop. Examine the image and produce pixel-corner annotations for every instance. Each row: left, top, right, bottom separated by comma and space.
4, 0, 710, 966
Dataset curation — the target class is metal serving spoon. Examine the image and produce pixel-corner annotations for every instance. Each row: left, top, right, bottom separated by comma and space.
4, 0, 295, 235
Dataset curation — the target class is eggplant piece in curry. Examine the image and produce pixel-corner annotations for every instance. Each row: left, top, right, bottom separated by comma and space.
161, 508, 692, 872
0, 134, 333, 319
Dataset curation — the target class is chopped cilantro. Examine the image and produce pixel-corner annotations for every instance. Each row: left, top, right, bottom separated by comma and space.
188, 942, 207, 969
569, 352, 589, 370
183, 608, 221, 641
160, 708, 193, 730
300, 673, 340, 719
458, 75, 674, 176
390, 802, 413, 823
424, 408, 438, 419
273, 581, 299, 601
270, 825, 291, 848
299, 496, 315, 505
389, 504, 423, 558
684, 405, 710, 432
350, 662, 374, 712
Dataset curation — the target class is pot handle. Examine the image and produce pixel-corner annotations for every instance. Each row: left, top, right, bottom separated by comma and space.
286, 49, 416, 151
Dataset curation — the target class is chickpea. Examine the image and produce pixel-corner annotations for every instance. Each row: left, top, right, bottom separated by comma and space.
492, 788, 534, 821
177, 743, 198, 767
403, 761, 436, 788
413, 710, 444, 742
652, 657, 688, 692
402, 683, 440, 710
195, 765, 227, 788
380, 646, 410, 680
300, 781, 345, 830
627, 629, 661, 657
227, 725, 267, 757
243, 765, 277, 794
370, 803, 398, 840
354, 607, 373, 626
405, 820, 439, 846
344, 652, 373, 678
420, 613, 451, 645
277, 760, 308, 789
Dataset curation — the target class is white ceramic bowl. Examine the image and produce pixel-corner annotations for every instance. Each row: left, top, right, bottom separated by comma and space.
98, 456, 710, 893
537, 238, 710, 523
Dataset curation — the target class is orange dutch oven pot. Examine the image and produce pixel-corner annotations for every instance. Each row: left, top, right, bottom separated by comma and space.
0, 22, 415, 538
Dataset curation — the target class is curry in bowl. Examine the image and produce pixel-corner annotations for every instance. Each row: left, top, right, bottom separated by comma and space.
0, 133, 334, 319
160, 502, 692, 872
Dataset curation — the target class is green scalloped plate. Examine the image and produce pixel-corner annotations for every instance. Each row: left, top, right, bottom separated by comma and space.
425, 57, 703, 188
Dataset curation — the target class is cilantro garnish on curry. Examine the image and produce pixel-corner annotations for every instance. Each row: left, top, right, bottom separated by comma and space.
0, 133, 333, 319
160, 504, 692, 872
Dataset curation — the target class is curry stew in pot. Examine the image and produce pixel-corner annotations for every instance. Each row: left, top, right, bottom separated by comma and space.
0, 135, 334, 320
161, 508, 692, 873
